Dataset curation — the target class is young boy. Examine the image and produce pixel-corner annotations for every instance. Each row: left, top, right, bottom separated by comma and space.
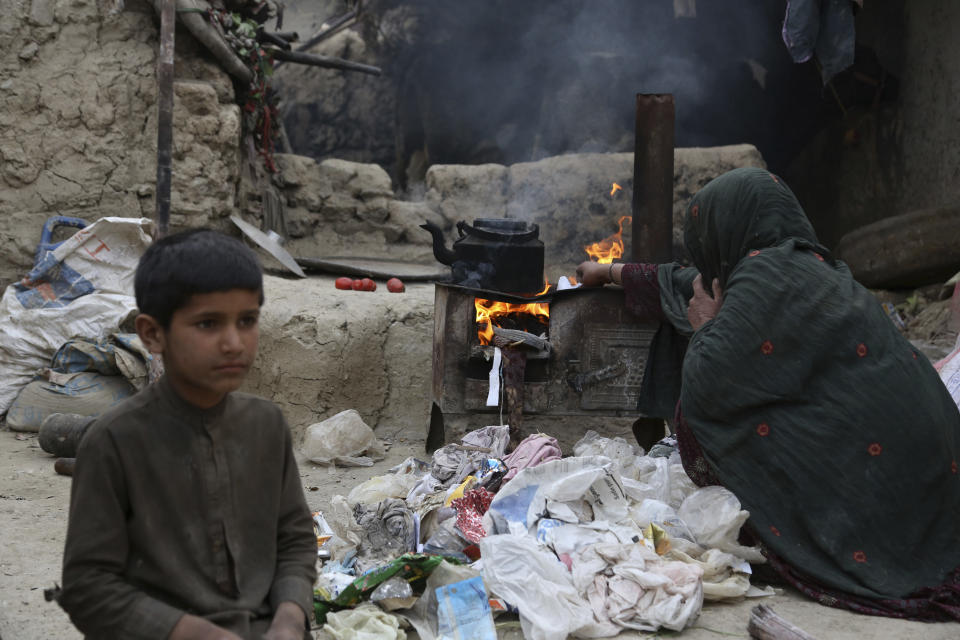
59, 229, 317, 640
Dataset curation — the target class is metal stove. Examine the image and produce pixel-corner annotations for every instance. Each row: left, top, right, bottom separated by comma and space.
425, 93, 676, 450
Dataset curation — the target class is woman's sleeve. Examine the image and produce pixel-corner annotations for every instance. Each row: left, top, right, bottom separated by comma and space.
621, 263, 666, 322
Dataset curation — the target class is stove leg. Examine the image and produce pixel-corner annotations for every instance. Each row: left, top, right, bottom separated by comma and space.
426, 402, 445, 453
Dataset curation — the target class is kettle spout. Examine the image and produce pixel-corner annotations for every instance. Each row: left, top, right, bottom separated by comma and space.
420, 221, 457, 265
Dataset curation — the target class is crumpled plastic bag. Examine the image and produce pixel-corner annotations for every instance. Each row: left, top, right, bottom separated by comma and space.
484, 456, 629, 536
479, 534, 610, 640
407, 472, 444, 505
665, 546, 762, 601
315, 571, 357, 602
629, 498, 695, 543
570, 542, 703, 632
398, 560, 483, 640
540, 521, 636, 570
370, 575, 417, 610
347, 458, 426, 506
676, 486, 764, 563
301, 409, 386, 466
422, 515, 471, 562
429, 425, 510, 487
461, 424, 510, 457
619, 453, 698, 509
326, 495, 363, 557
573, 429, 644, 468
320, 603, 406, 640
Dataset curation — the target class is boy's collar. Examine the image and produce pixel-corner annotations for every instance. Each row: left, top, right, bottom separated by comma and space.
156, 374, 229, 423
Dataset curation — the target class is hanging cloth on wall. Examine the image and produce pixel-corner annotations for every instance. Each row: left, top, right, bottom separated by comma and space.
781, 0, 857, 84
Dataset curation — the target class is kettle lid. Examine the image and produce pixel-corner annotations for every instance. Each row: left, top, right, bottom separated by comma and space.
458, 218, 540, 243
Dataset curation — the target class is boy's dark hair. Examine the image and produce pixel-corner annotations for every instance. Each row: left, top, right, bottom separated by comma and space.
135, 229, 264, 328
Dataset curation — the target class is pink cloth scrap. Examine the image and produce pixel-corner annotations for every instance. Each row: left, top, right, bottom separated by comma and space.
502, 434, 563, 481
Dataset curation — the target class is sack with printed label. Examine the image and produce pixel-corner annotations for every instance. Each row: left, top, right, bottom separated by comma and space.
0, 217, 153, 416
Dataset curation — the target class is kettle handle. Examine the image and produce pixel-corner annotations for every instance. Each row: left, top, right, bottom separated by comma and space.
455, 221, 540, 243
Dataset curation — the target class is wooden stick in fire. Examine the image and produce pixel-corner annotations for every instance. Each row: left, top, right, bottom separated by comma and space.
491, 327, 550, 353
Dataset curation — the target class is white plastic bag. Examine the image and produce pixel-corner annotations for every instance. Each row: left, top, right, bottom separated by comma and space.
676, 486, 764, 563
327, 495, 363, 552
347, 470, 421, 506
0, 217, 153, 415
301, 409, 386, 466
573, 429, 643, 467
620, 453, 698, 508
629, 498, 696, 543
484, 456, 629, 536
665, 547, 757, 601
479, 535, 611, 640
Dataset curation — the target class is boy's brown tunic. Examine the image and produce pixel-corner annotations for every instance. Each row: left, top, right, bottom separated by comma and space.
60, 375, 317, 639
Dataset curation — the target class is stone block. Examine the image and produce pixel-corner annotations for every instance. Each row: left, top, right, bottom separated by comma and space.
425, 163, 508, 223
320, 159, 393, 198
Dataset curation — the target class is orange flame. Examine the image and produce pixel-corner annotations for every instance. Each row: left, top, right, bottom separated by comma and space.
475, 282, 550, 345
610, 182, 623, 197
584, 215, 631, 264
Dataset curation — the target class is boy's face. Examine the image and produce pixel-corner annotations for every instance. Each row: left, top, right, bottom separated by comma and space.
136, 289, 261, 409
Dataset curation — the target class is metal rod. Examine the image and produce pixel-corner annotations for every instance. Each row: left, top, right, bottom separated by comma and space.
271, 31, 300, 42
631, 93, 675, 264
258, 27, 294, 50
274, 1, 362, 70
270, 48, 381, 75
154, 0, 176, 238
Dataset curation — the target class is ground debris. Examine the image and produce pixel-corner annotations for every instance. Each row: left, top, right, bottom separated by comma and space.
748, 603, 817, 639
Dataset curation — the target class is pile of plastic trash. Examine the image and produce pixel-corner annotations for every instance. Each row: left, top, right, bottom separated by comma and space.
310, 426, 774, 640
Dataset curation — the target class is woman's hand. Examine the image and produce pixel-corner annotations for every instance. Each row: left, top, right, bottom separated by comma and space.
687, 274, 723, 330
576, 261, 622, 287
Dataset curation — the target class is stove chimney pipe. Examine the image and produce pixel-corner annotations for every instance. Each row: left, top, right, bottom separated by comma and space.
631, 94, 675, 264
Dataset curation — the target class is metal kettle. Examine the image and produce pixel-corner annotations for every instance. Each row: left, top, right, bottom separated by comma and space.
421, 218, 545, 293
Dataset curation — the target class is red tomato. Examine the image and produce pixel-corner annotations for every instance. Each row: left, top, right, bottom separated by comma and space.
335, 277, 353, 290
360, 278, 377, 292
386, 277, 405, 293
351, 279, 364, 290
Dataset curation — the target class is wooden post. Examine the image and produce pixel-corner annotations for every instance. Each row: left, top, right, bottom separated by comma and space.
631, 94, 675, 264
155, 0, 175, 238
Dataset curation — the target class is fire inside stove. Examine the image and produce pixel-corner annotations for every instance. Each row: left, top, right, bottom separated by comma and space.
474, 287, 550, 345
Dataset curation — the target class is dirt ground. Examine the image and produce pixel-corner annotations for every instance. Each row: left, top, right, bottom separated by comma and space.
1, 419, 959, 640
